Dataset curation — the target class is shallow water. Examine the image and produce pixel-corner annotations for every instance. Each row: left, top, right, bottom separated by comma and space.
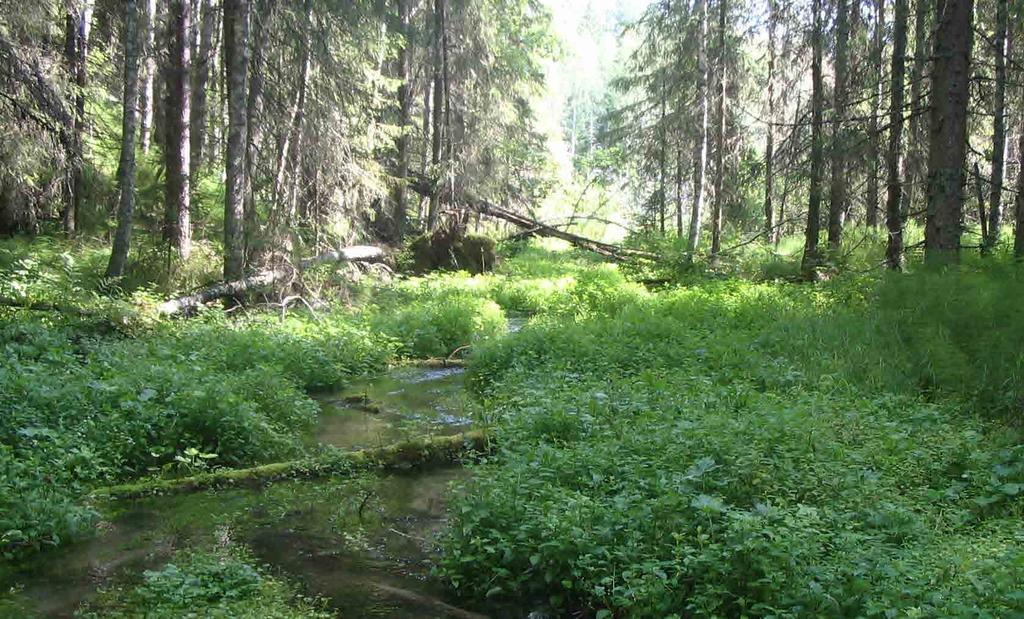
0, 364, 491, 619
315, 365, 471, 450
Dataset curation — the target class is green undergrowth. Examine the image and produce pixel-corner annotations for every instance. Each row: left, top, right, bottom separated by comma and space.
76, 548, 330, 619
440, 265, 1024, 617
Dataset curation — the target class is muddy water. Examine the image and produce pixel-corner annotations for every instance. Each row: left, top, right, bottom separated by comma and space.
0, 364, 493, 619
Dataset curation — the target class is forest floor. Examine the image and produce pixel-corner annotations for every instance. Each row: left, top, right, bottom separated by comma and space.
1, 237, 1022, 617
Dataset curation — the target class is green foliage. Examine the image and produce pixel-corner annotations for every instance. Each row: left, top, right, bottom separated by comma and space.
77, 549, 330, 619
371, 286, 506, 358
0, 310, 395, 558
441, 259, 1024, 617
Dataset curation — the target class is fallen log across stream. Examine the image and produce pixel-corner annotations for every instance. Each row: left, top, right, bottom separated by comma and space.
157, 245, 386, 316
90, 431, 489, 500
408, 175, 658, 262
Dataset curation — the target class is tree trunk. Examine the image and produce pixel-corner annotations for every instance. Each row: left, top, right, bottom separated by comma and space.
190, 0, 218, 180
64, 0, 95, 235
164, 0, 192, 260
1015, 118, 1024, 258
828, 0, 850, 250
223, 0, 249, 281
139, 0, 157, 154
107, 0, 141, 278
763, 0, 776, 243
427, 0, 446, 231
710, 0, 726, 260
244, 0, 270, 260
272, 0, 312, 232
884, 0, 908, 270
924, 0, 973, 265
658, 76, 667, 235
675, 141, 684, 237
687, 0, 709, 259
393, 0, 413, 241
902, 0, 929, 218
984, 0, 1008, 251
866, 0, 884, 227
802, 0, 825, 275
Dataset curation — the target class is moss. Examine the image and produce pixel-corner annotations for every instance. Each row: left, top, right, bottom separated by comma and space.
90, 431, 490, 500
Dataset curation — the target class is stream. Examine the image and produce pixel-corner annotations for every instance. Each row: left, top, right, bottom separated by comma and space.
0, 360, 501, 618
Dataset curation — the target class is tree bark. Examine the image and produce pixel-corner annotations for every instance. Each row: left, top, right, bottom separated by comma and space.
866, 0, 884, 227
675, 141, 685, 237
763, 0, 777, 243
884, 0, 908, 270
64, 0, 95, 236
393, 0, 413, 241
658, 75, 667, 235
139, 0, 157, 154
924, 0, 973, 265
223, 0, 249, 281
244, 0, 270, 260
1015, 119, 1024, 258
802, 0, 825, 276
107, 0, 141, 278
688, 0, 709, 259
710, 0, 726, 260
427, 0, 447, 231
164, 0, 192, 260
828, 0, 850, 250
902, 0, 929, 218
190, 0, 218, 180
984, 0, 1008, 251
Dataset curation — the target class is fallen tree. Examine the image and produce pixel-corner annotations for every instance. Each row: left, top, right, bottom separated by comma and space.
90, 430, 489, 500
157, 245, 386, 316
408, 175, 657, 262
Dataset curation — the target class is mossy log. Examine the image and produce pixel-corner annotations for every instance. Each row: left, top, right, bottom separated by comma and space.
90, 431, 489, 501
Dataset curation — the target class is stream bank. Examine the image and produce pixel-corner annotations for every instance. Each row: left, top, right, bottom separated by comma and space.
1, 363, 503, 618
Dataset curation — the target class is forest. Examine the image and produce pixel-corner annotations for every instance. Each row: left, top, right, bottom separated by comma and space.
0, 0, 1023, 616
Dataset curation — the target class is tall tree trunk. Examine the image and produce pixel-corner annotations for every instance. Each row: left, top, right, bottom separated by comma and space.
687, 0, 709, 259
802, 0, 825, 275
64, 0, 95, 235
867, 0, 884, 227
675, 141, 684, 236
924, 0, 973, 265
164, 0, 192, 260
884, 0, 908, 270
244, 0, 269, 260
107, 0, 141, 278
271, 0, 311, 232
658, 76, 667, 235
393, 0, 413, 241
427, 0, 446, 231
139, 0, 157, 154
710, 0, 726, 260
223, 0, 249, 281
828, 0, 850, 250
984, 0, 1009, 251
763, 0, 777, 243
1015, 118, 1024, 258
902, 0, 929, 218
190, 0, 218, 181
